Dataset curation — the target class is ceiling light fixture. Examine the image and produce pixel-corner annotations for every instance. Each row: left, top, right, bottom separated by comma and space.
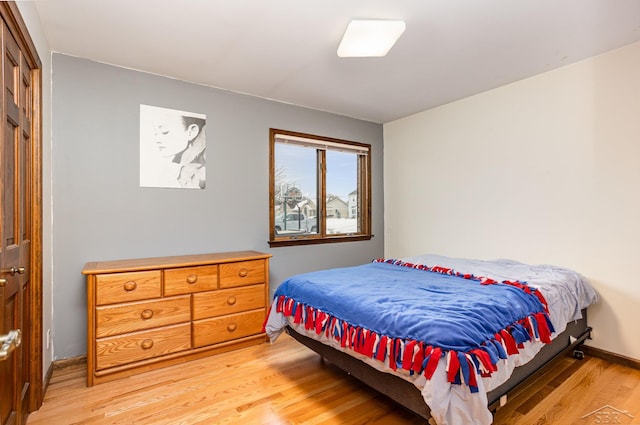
337, 19, 406, 58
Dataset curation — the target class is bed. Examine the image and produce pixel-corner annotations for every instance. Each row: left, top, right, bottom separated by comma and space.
264, 254, 598, 425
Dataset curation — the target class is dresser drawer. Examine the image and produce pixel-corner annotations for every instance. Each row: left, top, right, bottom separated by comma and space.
96, 270, 162, 305
192, 309, 265, 348
192, 284, 265, 320
219, 260, 265, 288
96, 295, 191, 338
164, 265, 218, 296
96, 323, 191, 370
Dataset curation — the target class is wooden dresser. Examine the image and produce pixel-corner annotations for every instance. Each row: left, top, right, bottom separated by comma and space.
82, 251, 271, 386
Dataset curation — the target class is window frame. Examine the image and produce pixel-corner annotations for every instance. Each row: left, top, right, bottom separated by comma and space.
268, 128, 372, 247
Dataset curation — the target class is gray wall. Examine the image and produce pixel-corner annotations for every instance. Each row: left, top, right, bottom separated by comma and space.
52, 53, 384, 359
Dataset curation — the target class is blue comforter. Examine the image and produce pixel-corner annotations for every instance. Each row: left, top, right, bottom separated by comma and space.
273, 260, 554, 390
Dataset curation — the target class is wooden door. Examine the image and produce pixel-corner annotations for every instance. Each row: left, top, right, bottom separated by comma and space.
0, 20, 31, 425
0, 2, 42, 425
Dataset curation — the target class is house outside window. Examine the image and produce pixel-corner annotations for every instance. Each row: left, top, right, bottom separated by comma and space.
269, 129, 372, 246
348, 190, 358, 219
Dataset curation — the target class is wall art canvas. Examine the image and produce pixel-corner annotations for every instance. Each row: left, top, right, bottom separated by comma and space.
140, 104, 206, 189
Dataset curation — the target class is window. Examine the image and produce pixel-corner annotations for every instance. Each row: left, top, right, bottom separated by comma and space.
269, 129, 372, 246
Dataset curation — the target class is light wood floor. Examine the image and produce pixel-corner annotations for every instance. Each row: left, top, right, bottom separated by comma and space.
27, 334, 640, 425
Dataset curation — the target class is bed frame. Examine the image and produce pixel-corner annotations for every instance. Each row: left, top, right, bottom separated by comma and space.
286, 309, 592, 422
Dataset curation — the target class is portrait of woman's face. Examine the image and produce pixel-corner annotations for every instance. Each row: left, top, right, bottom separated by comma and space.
151, 113, 190, 157
140, 104, 206, 189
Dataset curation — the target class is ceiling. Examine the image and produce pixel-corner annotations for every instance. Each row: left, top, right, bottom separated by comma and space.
33, 0, 640, 124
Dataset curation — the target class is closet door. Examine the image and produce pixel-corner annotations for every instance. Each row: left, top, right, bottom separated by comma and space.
0, 19, 33, 425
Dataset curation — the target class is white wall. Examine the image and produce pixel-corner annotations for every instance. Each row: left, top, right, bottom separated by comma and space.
384, 41, 640, 361
16, 1, 54, 380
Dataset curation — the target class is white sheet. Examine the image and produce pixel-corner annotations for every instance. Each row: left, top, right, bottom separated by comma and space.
265, 254, 599, 425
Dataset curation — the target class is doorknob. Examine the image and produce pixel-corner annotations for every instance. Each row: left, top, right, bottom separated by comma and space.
10, 267, 25, 275
0, 278, 6, 287
0, 329, 21, 361
0, 266, 25, 276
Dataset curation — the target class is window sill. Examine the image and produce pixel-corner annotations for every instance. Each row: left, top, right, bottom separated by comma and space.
268, 234, 373, 248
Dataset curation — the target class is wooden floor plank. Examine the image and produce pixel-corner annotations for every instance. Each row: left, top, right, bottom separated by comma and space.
28, 334, 640, 424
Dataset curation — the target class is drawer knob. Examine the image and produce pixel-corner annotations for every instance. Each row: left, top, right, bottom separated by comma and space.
227, 322, 237, 332
140, 309, 154, 320
226, 296, 237, 306
141, 339, 154, 350
238, 269, 248, 278
123, 281, 137, 292
186, 274, 198, 284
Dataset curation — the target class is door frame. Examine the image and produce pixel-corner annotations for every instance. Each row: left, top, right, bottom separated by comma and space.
0, 1, 43, 413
